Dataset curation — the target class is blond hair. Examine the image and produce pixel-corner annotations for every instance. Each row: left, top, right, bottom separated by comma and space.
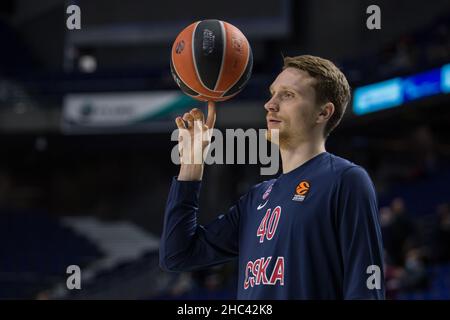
283, 55, 351, 137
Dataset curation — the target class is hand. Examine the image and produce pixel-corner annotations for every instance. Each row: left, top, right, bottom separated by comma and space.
176, 101, 216, 181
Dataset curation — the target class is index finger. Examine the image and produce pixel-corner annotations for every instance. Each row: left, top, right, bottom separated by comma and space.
205, 100, 216, 129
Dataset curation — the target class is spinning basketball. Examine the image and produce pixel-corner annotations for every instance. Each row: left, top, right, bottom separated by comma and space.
170, 19, 253, 102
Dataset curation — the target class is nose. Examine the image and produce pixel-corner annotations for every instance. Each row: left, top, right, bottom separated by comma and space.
264, 96, 279, 112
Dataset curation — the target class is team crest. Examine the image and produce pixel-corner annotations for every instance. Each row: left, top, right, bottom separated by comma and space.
292, 181, 310, 202
257, 183, 274, 210
262, 183, 274, 200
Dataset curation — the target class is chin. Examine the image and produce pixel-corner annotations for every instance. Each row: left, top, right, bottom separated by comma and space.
274, 130, 304, 149
265, 128, 281, 144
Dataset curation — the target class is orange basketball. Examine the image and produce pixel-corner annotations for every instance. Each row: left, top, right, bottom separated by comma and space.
170, 19, 253, 102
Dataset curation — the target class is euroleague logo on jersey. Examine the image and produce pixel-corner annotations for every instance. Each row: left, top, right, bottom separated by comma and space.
292, 181, 310, 202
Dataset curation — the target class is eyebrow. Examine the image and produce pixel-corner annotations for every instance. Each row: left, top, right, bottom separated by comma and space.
269, 85, 300, 94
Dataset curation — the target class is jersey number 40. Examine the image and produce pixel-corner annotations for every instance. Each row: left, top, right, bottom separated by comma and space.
257, 206, 281, 243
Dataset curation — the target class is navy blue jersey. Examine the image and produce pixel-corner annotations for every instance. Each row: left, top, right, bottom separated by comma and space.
160, 152, 385, 299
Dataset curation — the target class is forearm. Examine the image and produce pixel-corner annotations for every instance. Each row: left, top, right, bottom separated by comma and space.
178, 164, 204, 181
159, 177, 239, 272
160, 178, 202, 271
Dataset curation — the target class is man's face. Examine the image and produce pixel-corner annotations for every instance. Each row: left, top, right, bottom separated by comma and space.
265, 67, 320, 146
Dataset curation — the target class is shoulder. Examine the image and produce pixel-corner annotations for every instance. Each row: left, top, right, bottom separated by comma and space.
324, 153, 375, 192
325, 153, 357, 174
323, 153, 370, 179
341, 166, 373, 185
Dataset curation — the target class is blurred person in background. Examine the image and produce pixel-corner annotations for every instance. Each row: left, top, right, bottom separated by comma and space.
435, 203, 450, 263
386, 197, 415, 266
386, 247, 429, 297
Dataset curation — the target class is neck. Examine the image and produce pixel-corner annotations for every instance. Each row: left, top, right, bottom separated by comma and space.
280, 138, 326, 174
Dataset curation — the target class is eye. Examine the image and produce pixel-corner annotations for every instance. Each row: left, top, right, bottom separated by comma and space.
283, 91, 295, 99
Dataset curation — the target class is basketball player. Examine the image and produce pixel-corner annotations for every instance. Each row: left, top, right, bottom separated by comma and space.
160, 55, 385, 299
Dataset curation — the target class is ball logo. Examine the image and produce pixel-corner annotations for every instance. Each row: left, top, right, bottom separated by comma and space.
202, 29, 215, 55
175, 40, 185, 54
293, 181, 310, 202
232, 37, 243, 54
170, 69, 181, 87
173, 75, 181, 87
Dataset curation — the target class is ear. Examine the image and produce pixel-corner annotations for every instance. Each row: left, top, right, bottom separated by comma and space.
316, 102, 335, 124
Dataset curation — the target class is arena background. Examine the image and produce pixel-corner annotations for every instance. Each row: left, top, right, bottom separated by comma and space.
0, 0, 449, 300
